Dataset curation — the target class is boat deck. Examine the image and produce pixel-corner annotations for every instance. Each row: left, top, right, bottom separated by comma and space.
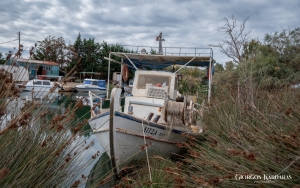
57, 82, 80, 92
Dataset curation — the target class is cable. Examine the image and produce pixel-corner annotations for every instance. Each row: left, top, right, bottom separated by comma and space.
0, 39, 18, 44
141, 120, 153, 184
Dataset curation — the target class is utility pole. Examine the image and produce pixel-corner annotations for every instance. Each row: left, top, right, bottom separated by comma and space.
18, 31, 20, 57
16, 31, 23, 58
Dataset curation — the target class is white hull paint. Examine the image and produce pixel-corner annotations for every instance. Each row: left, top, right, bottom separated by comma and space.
21, 79, 59, 93
75, 86, 107, 94
22, 86, 57, 92
89, 111, 188, 171
75, 79, 107, 94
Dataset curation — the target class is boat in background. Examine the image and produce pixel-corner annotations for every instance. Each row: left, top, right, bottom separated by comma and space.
75, 79, 107, 94
22, 79, 60, 92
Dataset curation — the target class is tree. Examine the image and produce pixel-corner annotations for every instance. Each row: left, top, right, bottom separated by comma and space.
77, 35, 101, 72
242, 39, 261, 61
214, 63, 224, 72
0, 52, 6, 64
264, 28, 300, 71
99, 41, 132, 79
66, 33, 82, 73
68, 33, 102, 74
210, 15, 251, 64
225, 61, 235, 70
214, 27, 300, 89
32, 36, 70, 70
191, 67, 201, 77
150, 49, 157, 54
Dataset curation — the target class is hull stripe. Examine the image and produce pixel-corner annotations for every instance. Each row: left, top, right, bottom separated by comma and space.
89, 111, 184, 134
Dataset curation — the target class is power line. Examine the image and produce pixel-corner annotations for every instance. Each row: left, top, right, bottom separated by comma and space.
0, 39, 18, 44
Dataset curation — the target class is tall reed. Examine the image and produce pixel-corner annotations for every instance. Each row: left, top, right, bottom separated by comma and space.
0, 68, 99, 187
177, 85, 300, 187
115, 81, 300, 187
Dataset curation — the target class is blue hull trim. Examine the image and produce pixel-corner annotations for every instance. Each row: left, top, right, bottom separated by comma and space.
114, 112, 183, 134
89, 111, 109, 122
89, 111, 184, 135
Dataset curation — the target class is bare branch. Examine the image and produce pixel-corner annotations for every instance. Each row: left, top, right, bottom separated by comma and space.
209, 15, 251, 63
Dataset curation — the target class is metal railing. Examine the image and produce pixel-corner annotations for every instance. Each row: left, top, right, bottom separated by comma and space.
109, 45, 213, 58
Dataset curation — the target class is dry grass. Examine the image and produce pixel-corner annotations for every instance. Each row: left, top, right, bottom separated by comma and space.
0, 68, 99, 187
176, 86, 300, 187
115, 83, 300, 187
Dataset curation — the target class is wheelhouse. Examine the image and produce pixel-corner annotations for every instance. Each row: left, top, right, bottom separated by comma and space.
83, 79, 106, 88
32, 80, 52, 86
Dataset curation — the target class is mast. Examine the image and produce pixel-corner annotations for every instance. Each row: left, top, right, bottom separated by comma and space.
156, 32, 165, 55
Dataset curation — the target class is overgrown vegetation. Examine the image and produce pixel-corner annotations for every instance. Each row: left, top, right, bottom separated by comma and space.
212, 17, 300, 89
114, 74, 300, 188
0, 52, 6, 64
0, 70, 100, 187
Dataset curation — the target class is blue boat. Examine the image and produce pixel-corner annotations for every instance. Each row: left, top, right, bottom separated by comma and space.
75, 79, 107, 94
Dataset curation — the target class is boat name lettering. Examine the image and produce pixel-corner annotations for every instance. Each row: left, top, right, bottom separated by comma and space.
144, 127, 157, 135
158, 132, 166, 136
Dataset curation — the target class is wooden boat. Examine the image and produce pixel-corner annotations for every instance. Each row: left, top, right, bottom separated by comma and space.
88, 34, 215, 177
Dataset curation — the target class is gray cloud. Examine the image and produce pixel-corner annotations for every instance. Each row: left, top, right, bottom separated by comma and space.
1, 0, 299, 65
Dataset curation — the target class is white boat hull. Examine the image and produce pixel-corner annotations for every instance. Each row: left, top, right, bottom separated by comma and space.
75, 86, 106, 94
21, 79, 59, 93
22, 86, 57, 92
89, 111, 188, 171
75, 79, 107, 94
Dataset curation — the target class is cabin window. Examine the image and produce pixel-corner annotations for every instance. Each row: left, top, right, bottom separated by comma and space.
137, 74, 171, 89
43, 66, 51, 71
43, 81, 50, 85
92, 81, 98, 85
83, 80, 92, 84
33, 81, 42, 85
30, 65, 38, 70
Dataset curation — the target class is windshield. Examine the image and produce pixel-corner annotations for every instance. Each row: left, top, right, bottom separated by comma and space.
83, 80, 92, 84
137, 74, 170, 89
33, 81, 42, 85
43, 81, 50, 85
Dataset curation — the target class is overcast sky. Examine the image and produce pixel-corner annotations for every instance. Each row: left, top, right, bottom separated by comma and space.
0, 0, 299, 65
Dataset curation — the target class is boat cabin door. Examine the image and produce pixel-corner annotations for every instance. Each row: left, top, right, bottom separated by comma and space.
97, 80, 106, 88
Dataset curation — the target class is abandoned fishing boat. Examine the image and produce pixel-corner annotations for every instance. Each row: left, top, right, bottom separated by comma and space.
88, 34, 215, 177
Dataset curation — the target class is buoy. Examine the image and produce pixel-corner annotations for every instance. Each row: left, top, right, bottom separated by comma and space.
122, 65, 129, 81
